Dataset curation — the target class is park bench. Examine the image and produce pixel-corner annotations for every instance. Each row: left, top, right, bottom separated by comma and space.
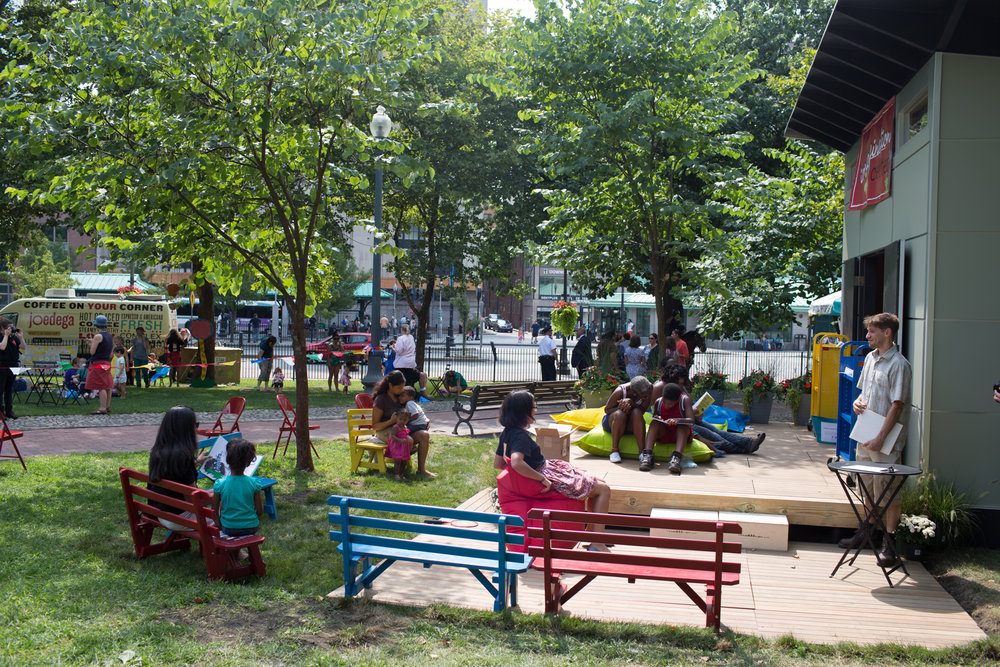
452, 380, 582, 435
527, 508, 742, 631
119, 467, 266, 581
327, 495, 531, 611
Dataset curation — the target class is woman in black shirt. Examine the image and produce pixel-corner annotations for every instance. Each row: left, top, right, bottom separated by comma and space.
493, 390, 611, 550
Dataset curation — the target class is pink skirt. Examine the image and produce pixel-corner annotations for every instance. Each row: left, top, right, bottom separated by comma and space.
540, 459, 596, 501
386, 435, 411, 461
85, 362, 113, 390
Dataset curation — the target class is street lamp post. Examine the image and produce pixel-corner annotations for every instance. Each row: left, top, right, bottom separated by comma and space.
362, 105, 392, 391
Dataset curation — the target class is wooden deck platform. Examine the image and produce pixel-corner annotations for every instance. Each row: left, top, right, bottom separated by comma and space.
327, 490, 986, 648
561, 418, 857, 528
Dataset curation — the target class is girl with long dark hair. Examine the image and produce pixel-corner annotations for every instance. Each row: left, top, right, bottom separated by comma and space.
148, 405, 212, 531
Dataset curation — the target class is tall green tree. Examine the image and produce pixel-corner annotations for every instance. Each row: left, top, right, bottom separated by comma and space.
3, 0, 434, 470
2, 239, 75, 299
503, 0, 755, 338
369, 1, 546, 363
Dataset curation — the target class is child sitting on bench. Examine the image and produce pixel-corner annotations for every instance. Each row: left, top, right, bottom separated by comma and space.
212, 437, 264, 559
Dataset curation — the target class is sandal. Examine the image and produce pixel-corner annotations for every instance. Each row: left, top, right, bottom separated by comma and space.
90, 410, 107, 415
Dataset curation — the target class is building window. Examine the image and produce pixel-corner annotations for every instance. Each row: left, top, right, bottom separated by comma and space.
905, 94, 928, 140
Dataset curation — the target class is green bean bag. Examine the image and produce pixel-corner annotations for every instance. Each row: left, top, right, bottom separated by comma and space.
575, 412, 715, 463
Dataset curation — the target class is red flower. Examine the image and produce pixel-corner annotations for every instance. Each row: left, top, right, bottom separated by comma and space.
755, 382, 761, 388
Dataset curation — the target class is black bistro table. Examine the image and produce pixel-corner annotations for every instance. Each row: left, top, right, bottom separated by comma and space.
828, 457, 922, 587
23, 366, 64, 407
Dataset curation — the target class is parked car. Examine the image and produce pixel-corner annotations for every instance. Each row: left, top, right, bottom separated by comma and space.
305, 332, 372, 362
485, 313, 500, 330
495, 318, 513, 333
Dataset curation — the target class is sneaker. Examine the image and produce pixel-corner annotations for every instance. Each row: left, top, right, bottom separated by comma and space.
667, 452, 682, 475
638, 450, 654, 472
609, 450, 622, 464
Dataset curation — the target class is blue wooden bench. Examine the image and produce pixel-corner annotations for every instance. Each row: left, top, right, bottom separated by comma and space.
327, 495, 531, 611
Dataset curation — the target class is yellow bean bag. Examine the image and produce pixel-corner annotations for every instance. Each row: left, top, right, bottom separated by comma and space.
551, 407, 605, 431
575, 413, 714, 463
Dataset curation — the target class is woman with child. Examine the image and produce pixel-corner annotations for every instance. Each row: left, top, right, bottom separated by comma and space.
370, 370, 435, 477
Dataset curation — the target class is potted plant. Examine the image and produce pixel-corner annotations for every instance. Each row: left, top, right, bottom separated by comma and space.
576, 367, 628, 408
692, 369, 728, 406
778, 371, 812, 426
738, 369, 777, 423
900, 472, 978, 551
550, 300, 579, 338
896, 514, 936, 561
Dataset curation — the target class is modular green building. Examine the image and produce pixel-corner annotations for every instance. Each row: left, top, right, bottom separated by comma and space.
787, 0, 1000, 520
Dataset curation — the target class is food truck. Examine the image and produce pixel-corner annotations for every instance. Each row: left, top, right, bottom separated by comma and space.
0, 289, 177, 366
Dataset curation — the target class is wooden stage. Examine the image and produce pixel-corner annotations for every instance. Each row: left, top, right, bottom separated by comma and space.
558, 419, 858, 528
327, 489, 986, 648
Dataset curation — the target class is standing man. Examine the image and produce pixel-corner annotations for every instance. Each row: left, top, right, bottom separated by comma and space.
626, 318, 634, 335
538, 326, 557, 381
379, 314, 389, 342
570, 325, 594, 378
0, 318, 26, 421
671, 328, 689, 367
393, 325, 429, 396
531, 320, 541, 344
840, 312, 911, 567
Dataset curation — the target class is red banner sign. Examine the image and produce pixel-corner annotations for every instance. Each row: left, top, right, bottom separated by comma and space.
848, 97, 895, 211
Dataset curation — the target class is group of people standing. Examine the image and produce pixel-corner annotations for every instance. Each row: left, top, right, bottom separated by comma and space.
569, 326, 691, 380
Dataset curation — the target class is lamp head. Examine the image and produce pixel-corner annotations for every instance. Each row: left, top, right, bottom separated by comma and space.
370, 105, 392, 139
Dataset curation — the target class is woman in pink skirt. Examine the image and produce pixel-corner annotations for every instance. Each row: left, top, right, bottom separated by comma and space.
492, 389, 611, 551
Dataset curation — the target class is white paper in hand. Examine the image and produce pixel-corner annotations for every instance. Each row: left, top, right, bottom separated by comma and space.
849, 409, 902, 455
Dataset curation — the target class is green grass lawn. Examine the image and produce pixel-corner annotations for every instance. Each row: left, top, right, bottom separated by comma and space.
13, 379, 357, 417
1, 439, 998, 665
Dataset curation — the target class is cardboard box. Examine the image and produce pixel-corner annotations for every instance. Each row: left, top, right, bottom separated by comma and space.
535, 426, 571, 461
718, 511, 789, 552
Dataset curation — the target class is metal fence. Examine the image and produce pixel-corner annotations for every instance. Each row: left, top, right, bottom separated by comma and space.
230, 339, 811, 385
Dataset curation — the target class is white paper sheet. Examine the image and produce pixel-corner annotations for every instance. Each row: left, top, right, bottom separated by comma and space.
849, 409, 902, 455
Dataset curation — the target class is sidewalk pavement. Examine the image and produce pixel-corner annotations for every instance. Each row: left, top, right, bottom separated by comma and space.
8, 402, 535, 460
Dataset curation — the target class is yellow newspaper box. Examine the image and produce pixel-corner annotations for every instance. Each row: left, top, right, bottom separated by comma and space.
811, 332, 847, 443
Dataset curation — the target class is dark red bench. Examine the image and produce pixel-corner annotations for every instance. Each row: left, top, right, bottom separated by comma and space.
527, 509, 742, 631
119, 467, 266, 581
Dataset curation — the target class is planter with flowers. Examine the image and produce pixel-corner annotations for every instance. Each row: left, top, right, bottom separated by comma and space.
550, 300, 579, 338
692, 370, 728, 407
896, 514, 936, 561
779, 371, 812, 426
576, 367, 628, 408
739, 369, 777, 423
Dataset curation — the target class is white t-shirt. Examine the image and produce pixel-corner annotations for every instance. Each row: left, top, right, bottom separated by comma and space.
538, 335, 557, 358
405, 399, 428, 427
394, 334, 417, 369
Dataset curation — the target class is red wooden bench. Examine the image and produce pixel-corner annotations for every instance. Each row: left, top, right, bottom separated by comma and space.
0, 412, 26, 470
527, 509, 742, 631
119, 467, 266, 581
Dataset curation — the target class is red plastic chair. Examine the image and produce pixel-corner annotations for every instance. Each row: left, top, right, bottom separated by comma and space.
197, 396, 245, 437
273, 394, 320, 459
355, 393, 374, 410
0, 412, 26, 470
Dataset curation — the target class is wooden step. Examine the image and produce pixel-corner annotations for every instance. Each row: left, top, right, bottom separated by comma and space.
650, 507, 789, 552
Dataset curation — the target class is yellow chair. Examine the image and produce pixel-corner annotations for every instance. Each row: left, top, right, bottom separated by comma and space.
347, 408, 387, 473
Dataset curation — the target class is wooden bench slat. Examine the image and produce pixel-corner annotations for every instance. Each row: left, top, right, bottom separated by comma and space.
532, 557, 741, 586
328, 495, 524, 526
331, 514, 526, 546
334, 532, 531, 566
452, 381, 582, 435
526, 527, 743, 554
338, 543, 531, 573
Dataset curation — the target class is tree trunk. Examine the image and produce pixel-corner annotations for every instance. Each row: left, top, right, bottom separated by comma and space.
414, 279, 435, 368
193, 265, 216, 381
290, 294, 314, 472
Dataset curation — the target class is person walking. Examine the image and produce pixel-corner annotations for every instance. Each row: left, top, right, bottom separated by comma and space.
531, 320, 541, 344
538, 326, 557, 381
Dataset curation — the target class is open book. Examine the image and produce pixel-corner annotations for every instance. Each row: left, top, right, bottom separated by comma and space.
198, 433, 264, 482
692, 392, 715, 414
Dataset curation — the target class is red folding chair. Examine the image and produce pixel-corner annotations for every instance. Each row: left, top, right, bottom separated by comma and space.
197, 396, 246, 437
273, 394, 320, 459
355, 393, 374, 410
0, 412, 26, 470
